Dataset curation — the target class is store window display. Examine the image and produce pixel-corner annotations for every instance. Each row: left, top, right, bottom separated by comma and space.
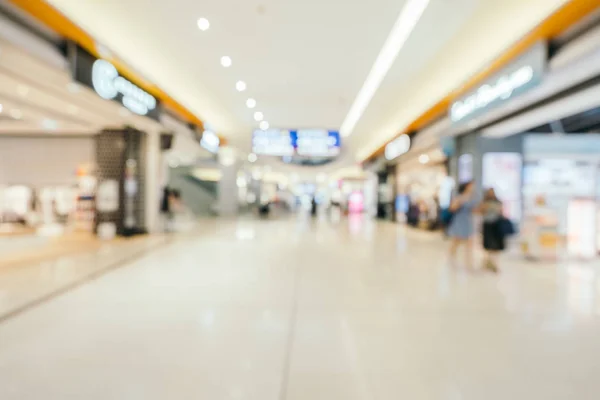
397, 165, 447, 230
0, 186, 34, 232
0, 166, 97, 238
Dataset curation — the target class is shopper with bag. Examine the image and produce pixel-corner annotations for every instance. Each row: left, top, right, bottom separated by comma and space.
480, 188, 507, 273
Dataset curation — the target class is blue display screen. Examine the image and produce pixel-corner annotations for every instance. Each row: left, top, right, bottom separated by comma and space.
290, 129, 341, 157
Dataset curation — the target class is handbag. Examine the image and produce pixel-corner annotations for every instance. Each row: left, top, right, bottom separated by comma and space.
440, 208, 454, 226
498, 217, 515, 237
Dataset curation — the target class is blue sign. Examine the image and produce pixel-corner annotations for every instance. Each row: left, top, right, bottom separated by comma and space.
253, 129, 341, 158
290, 129, 341, 157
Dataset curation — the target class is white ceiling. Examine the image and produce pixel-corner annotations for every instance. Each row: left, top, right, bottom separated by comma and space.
45, 0, 568, 165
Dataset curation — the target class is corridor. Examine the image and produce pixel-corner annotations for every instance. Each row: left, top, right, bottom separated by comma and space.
0, 217, 599, 399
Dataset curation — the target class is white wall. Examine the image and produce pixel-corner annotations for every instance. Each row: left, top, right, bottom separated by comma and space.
0, 136, 94, 186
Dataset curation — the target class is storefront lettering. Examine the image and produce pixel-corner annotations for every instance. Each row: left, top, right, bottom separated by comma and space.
385, 134, 411, 160
92, 60, 157, 116
450, 65, 534, 123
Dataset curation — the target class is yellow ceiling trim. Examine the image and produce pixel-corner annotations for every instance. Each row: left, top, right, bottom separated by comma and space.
8, 0, 210, 135
365, 0, 600, 162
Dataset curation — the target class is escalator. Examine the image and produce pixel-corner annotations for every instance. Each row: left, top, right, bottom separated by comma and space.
168, 167, 218, 217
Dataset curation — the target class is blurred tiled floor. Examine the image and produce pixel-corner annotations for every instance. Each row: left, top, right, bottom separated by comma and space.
0, 216, 599, 399
0, 234, 168, 321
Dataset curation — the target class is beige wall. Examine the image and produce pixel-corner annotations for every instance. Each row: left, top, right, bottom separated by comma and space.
0, 136, 94, 186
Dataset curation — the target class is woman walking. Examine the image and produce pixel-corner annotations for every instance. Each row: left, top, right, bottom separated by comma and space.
480, 188, 505, 273
447, 181, 477, 270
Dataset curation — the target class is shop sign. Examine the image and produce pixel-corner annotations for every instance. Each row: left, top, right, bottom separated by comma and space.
200, 130, 220, 154
450, 42, 546, 124
70, 44, 161, 120
92, 60, 157, 116
385, 134, 411, 160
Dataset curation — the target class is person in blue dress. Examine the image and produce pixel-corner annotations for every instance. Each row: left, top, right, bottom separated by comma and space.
448, 181, 478, 270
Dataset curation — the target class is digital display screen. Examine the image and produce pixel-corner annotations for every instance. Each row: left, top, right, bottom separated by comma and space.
252, 129, 340, 157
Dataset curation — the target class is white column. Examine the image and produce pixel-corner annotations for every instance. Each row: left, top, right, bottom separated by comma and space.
217, 147, 239, 216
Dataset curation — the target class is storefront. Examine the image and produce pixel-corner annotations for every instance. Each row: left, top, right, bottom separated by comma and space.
0, 22, 172, 241
387, 119, 452, 229
364, 156, 395, 220
445, 17, 600, 259
0, 136, 97, 238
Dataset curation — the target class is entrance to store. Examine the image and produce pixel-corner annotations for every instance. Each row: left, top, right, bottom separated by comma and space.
0, 136, 96, 241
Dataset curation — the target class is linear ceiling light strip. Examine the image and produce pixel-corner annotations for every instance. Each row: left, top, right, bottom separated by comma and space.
340, 0, 430, 138
363, 0, 600, 162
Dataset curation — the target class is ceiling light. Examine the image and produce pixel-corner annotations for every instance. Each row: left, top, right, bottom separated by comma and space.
254, 111, 264, 122
236, 81, 247, 92
248, 153, 257, 163
197, 17, 210, 31
10, 109, 22, 120
339, 0, 429, 137
221, 56, 232, 68
246, 98, 256, 109
419, 154, 430, 164
259, 120, 269, 130
0, 104, 3, 113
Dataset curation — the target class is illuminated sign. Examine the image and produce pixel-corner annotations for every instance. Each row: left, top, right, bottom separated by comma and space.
70, 45, 161, 120
385, 134, 411, 160
252, 129, 294, 156
252, 129, 341, 157
200, 130, 220, 154
92, 60, 157, 116
450, 42, 546, 124
292, 129, 340, 157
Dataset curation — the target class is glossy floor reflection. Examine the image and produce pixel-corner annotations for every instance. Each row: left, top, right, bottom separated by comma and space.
0, 216, 599, 399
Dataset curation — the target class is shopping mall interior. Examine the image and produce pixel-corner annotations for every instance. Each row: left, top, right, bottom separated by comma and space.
1, 0, 600, 398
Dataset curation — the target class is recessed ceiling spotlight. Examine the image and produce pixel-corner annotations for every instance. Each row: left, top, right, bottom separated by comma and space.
259, 120, 269, 130
248, 153, 258, 163
10, 109, 22, 120
17, 85, 29, 97
254, 111, 264, 122
246, 98, 256, 109
197, 17, 210, 31
419, 154, 430, 164
221, 56, 232, 68
236, 81, 247, 92
0, 103, 3, 113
